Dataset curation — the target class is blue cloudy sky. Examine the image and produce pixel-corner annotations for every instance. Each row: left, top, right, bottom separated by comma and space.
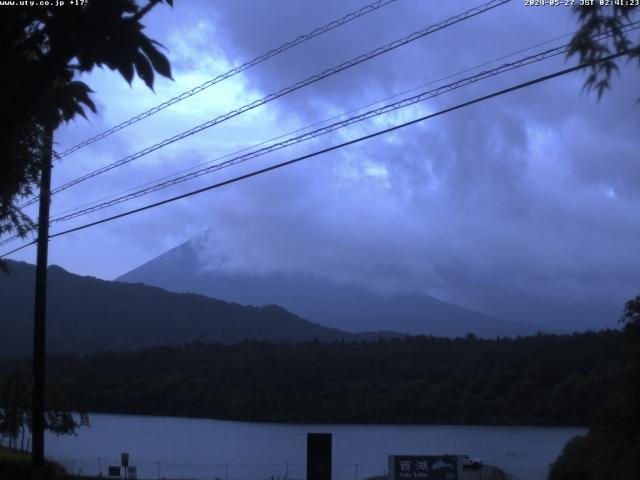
5, 0, 640, 330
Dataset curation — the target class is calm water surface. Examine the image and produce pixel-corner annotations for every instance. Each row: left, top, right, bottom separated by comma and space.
45, 413, 584, 480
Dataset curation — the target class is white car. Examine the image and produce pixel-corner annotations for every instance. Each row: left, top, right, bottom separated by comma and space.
456, 454, 483, 469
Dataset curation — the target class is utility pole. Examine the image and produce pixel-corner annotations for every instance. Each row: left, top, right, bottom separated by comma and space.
32, 127, 53, 479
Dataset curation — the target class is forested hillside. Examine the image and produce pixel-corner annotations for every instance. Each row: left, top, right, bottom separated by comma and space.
0, 331, 627, 425
0, 261, 356, 356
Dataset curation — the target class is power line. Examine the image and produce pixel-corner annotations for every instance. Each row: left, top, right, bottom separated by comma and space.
48, 26, 586, 220
45, 43, 584, 223
1, 52, 624, 259
20, 0, 510, 208
27, 18, 640, 224
1, 24, 579, 250
5, 34, 564, 242
34, 24, 640, 226
56, 0, 398, 159
2, 23, 636, 249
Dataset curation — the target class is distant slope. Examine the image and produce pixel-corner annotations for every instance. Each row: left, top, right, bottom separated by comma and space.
0, 261, 356, 357
118, 238, 544, 338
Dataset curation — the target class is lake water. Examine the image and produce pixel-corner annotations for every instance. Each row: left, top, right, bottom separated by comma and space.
44, 414, 584, 480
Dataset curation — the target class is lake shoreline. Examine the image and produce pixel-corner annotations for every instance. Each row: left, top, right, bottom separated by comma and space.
79, 409, 589, 429
45, 414, 585, 480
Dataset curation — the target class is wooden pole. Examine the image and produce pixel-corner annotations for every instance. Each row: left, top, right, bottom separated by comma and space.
31, 128, 53, 479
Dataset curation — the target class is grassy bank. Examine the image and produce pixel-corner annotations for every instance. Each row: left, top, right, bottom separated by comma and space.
0, 446, 95, 479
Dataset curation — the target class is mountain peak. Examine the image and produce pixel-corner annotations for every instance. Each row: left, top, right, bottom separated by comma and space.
118, 237, 546, 338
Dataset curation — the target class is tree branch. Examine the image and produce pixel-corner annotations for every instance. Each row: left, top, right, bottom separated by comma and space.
130, 0, 162, 23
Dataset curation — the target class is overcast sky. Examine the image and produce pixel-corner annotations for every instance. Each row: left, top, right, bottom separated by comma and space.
5, 0, 640, 330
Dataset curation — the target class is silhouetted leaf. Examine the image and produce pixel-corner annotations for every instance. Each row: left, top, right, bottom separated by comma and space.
119, 60, 135, 85
140, 37, 172, 80
133, 51, 154, 89
69, 81, 97, 114
568, 5, 640, 100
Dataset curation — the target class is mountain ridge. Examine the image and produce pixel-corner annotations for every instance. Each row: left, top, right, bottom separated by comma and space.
0, 260, 362, 357
117, 237, 547, 338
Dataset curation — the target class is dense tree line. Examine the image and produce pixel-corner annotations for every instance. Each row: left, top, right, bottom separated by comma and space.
0, 368, 89, 451
549, 296, 640, 480
0, 330, 628, 426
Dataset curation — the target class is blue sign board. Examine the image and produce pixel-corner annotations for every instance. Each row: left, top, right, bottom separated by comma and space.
389, 455, 458, 480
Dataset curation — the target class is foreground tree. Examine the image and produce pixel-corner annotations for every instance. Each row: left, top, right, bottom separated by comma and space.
0, 369, 88, 451
0, 369, 29, 450
0, 3, 175, 476
0, 0, 174, 250
549, 295, 640, 480
567, 5, 640, 99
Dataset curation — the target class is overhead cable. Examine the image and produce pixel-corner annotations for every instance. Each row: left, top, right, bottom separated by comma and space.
1, 51, 625, 259
21, 0, 510, 208
57, 0, 399, 159
2, 22, 636, 249
47, 24, 621, 220
41, 24, 640, 224
46, 41, 591, 222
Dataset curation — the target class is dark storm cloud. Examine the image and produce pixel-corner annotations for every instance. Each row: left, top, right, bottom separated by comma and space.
175, 0, 640, 330
8, 0, 638, 331
203, 1, 575, 112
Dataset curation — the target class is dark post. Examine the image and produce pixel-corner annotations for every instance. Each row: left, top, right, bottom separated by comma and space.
31, 129, 53, 479
307, 433, 332, 480
121, 452, 129, 480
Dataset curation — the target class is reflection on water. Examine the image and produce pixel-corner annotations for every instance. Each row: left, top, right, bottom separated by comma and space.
45, 413, 584, 480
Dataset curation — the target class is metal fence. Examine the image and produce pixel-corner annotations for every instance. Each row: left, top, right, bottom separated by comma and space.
55, 459, 550, 480
55, 458, 387, 480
